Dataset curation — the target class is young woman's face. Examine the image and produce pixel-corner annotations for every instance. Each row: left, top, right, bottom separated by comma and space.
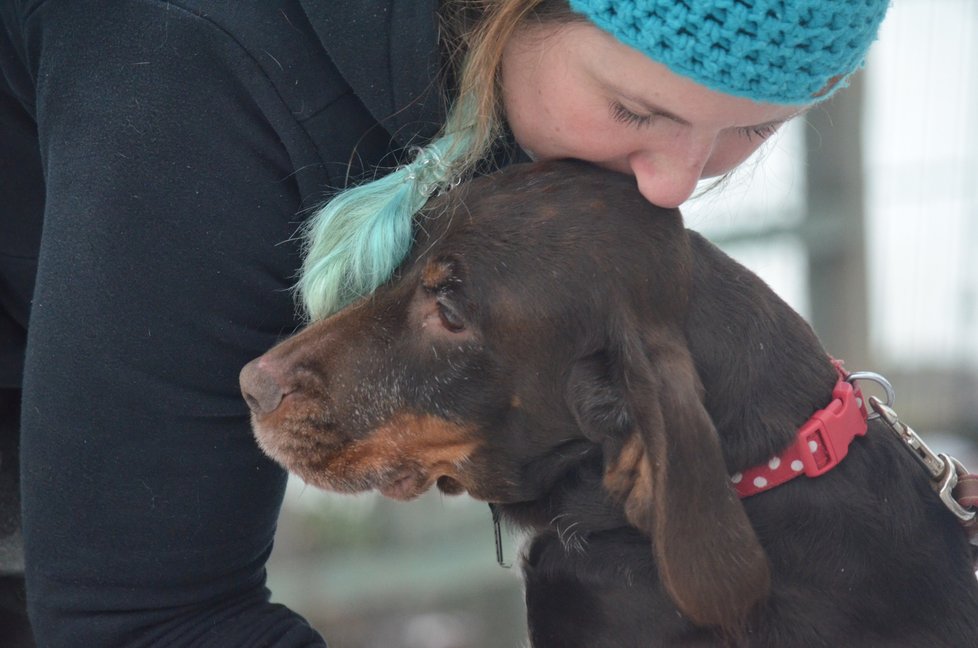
501, 22, 806, 208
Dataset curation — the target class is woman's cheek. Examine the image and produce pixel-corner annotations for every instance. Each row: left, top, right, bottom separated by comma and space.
703, 137, 766, 178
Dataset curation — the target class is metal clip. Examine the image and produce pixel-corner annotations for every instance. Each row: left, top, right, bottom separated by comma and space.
869, 396, 945, 478
870, 396, 977, 524
938, 455, 977, 524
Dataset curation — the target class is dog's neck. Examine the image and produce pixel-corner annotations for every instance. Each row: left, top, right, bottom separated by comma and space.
497, 449, 632, 541
684, 231, 839, 472
497, 230, 841, 544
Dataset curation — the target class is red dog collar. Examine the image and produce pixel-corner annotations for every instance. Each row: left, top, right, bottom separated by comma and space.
731, 363, 868, 498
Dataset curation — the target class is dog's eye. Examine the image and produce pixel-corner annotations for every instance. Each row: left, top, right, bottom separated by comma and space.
437, 300, 465, 333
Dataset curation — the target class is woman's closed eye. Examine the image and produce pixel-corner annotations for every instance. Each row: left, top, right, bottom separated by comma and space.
610, 100, 657, 128
611, 99, 783, 142
736, 123, 781, 142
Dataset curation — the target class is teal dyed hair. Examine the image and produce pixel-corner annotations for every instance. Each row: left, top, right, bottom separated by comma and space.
298, 2, 561, 320
298, 113, 476, 321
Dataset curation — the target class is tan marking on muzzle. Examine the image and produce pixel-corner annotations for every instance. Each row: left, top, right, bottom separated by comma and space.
307, 411, 482, 499
349, 412, 477, 471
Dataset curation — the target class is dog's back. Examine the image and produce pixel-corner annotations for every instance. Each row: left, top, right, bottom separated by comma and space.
509, 163, 978, 646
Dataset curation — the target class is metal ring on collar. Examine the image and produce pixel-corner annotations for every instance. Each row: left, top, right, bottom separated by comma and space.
846, 371, 896, 419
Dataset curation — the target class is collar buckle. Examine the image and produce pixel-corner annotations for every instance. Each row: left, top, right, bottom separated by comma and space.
794, 380, 868, 478
731, 372, 869, 498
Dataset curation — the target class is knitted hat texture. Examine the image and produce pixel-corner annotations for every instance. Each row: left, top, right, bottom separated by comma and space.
568, 0, 891, 104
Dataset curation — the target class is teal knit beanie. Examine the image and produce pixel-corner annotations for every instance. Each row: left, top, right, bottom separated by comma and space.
568, 0, 891, 104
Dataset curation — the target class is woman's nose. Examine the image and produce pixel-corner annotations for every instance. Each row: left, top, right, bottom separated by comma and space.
627, 137, 715, 209
630, 163, 701, 208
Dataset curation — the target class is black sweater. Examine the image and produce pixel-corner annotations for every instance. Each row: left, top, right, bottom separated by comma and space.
1, 1, 445, 645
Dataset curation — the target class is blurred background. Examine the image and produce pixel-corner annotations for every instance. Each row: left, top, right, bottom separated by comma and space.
266, 1, 978, 646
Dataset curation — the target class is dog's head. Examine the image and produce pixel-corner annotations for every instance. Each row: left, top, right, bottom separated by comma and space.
241, 160, 769, 629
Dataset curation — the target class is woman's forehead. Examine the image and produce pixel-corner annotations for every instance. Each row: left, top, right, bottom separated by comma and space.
530, 22, 805, 129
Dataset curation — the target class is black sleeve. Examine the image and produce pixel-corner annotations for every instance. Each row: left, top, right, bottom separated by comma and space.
18, 1, 332, 645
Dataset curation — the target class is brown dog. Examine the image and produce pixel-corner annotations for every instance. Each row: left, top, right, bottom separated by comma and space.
241, 160, 978, 647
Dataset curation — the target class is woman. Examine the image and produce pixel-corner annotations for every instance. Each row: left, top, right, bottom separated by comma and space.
298, 0, 889, 320
0, 0, 888, 645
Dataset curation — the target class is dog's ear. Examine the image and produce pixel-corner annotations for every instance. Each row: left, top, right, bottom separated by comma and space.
568, 328, 770, 633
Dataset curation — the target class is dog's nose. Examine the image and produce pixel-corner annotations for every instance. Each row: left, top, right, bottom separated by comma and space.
239, 357, 289, 416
